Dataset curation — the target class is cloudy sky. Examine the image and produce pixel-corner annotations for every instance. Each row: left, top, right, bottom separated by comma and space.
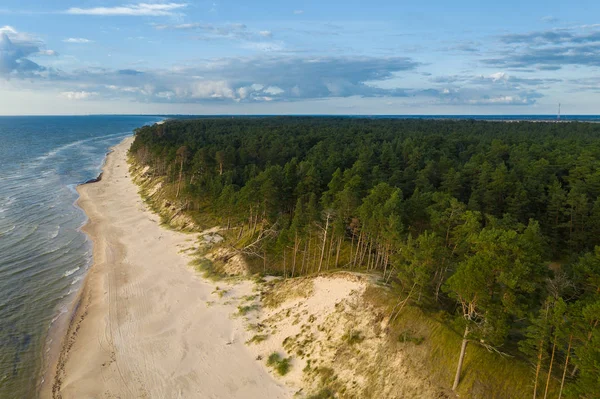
1, 0, 599, 115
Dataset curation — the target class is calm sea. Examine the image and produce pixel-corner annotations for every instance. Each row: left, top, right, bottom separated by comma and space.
0, 116, 162, 398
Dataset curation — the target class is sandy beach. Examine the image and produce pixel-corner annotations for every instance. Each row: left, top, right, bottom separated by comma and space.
45, 137, 290, 399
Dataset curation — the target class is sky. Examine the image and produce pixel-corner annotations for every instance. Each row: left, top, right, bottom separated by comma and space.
1, 0, 600, 115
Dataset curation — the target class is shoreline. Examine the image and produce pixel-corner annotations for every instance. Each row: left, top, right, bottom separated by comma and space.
42, 136, 289, 398
37, 145, 120, 398
38, 142, 124, 398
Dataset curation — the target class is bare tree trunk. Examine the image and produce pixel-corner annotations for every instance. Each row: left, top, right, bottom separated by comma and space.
314, 236, 320, 272
445, 209, 454, 247
382, 243, 389, 277
434, 259, 448, 303
533, 338, 545, 399
292, 233, 299, 278
335, 237, 342, 268
326, 231, 335, 271
263, 248, 267, 274
176, 158, 184, 198
353, 232, 363, 268
374, 242, 382, 270
452, 325, 469, 391
367, 237, 373, 270
359, 234, 369, 266
350, 233, 355, 268
534, 302, 551, 398
543, 333, 557, 399
252, 212, 258, 236
558, 334, 572, 399
301, 236, 309, 275
318, 213, 331, 273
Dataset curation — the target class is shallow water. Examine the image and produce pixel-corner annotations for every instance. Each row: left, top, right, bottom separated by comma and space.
0, 116, 161, 398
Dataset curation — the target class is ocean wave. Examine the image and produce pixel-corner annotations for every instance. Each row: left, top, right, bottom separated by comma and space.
32, 132, 131, 168
63, 267, 80, 277
49, 226, 60, 239
50, 306, 69, 325
71, 275, 82, 285
0, 225, 15, 236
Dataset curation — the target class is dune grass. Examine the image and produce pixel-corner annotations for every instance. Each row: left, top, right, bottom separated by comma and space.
267, 352, 291, 376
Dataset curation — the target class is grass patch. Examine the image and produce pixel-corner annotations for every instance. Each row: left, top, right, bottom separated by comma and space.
342, 330, 364, 345
362, 286, 560, 398
307, 388, 335, 399
212, 286, 229, 298
266, 352, 291, 376
398, 329, 425, 345
262, 278, 314, 308
246, 334, 269, 344
237, 304, 259, 316
191, 257, 224, 281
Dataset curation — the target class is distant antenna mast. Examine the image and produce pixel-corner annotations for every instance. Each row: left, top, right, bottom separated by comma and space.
557, 103, 561, 121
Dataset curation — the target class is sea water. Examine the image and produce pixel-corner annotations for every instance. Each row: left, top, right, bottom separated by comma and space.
0, 116, 162, 398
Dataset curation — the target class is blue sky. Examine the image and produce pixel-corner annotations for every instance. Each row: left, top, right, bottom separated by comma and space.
1, 0, 600, 115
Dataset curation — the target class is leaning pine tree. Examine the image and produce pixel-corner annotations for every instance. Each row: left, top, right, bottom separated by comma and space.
444, 220, 546, 391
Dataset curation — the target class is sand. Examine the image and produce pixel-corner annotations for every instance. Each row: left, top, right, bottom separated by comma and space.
45, 137, 290, 399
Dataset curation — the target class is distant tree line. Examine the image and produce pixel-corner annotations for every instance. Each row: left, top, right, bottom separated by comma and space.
130, 117, 600, 398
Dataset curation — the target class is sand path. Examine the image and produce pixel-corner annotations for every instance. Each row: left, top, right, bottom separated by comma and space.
47, 137, 290, 398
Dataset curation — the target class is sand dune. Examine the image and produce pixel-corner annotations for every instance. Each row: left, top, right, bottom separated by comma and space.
46, 137, 290, 398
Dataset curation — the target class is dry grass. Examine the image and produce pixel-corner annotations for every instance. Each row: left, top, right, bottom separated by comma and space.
262, 278, 315, 308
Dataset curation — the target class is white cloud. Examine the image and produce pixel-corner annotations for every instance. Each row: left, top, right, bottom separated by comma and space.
293, 10, 304, 15
63, 38, 92, 43
243, 42, 284, 52
0, 27, 56, 76
185, 80, 236, 100
7, 55, 427, 104
154, 23, 200, 30
541, 16, 558, 23
65, 3, 187, 17
264, 86, 284, 95
60, 91, 98, 100
39, 50, 58, 56
259, 30, 272, 38
0, 26, 17, 35
489, 72, 508, 81
466, 95, 530, 105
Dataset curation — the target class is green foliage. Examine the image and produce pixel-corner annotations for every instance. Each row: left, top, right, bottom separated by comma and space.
246, 334, 268, 344
131, 118, 600, 397
342, 330, 365, 345
306, 388, 335, 399
398, 329, 425, 345
266, 352, 291, 376
237, 304, 259, 316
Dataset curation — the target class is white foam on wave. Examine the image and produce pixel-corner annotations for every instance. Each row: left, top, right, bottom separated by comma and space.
63, 266, 80, 277
34, 140, 85, 163
0, 196, 15, 213
49, 226, 60, 239
33, 131, 132, 168
0, 225, 16, 236
50, 306, 69, 324
71, 275, 82, 285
